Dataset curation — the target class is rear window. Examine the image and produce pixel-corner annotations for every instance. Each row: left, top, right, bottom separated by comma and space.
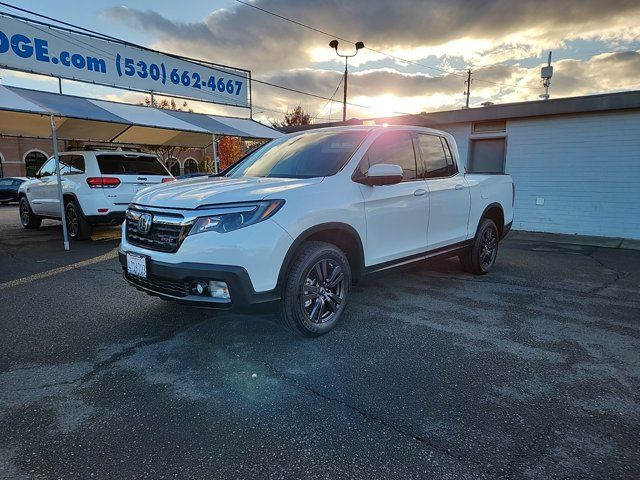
97, 154, 169, 176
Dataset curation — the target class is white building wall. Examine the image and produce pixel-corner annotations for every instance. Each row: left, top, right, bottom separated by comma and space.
435, 110, 640, 239
506, 111, 640, 239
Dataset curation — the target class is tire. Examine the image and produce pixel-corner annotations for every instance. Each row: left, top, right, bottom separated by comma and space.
280, 241, 352, 337
19, 197, 42, 229
459, 218, 499, 275
65, 200, 92, 241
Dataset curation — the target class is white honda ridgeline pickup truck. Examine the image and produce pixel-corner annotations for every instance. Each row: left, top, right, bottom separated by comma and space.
120, 126, 514, 336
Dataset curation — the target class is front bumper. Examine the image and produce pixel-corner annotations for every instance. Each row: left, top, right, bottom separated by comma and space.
119, 251, 280, 308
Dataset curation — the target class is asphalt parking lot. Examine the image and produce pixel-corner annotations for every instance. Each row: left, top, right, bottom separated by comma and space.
1, 203, 639, 479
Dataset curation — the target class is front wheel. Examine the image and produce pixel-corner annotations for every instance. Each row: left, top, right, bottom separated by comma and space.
19, 197, 42, 229
280, 241, 352, 337
459, 218, 499, 275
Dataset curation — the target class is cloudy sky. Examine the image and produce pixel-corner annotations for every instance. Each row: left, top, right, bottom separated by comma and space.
3, 0, 640, 123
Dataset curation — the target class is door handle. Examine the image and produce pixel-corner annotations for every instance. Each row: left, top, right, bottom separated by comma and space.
454, 184, 465, 190
414, 189, 427, 196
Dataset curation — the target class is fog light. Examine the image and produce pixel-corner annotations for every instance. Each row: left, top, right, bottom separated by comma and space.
209, 281, 230, 300
190, 281, 208, 296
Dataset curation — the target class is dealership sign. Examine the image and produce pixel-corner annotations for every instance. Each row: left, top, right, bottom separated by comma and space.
0, 14, 250, 108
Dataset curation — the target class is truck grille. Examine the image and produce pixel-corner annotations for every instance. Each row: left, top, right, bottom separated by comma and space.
125, 272, 189, 297
125, 208, 192, 253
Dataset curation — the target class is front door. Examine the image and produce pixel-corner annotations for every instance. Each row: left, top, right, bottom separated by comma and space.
357, 131, 429, 266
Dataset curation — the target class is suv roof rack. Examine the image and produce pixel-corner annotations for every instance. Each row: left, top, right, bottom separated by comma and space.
80, 145, 144, 152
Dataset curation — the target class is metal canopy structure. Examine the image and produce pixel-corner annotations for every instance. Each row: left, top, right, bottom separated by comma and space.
0, 84, 281, 250
0, 85, 281, 147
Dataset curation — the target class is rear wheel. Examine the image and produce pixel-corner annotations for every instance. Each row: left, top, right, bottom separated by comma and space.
280, 241, 351, 337
19, 197, 42, 229
65, 200, 92, 241
459, 218, 499, 275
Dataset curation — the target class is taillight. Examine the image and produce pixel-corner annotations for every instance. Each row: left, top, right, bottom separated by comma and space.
162, 177, 175, 183
86, 177, 121, 188
512, 183, 516, 206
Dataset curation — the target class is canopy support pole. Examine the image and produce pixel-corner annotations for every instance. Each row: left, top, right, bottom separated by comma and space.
50, 115, 70, 251
212, 134, 218, 174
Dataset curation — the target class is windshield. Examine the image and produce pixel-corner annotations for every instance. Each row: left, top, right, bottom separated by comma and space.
227, 130, 368, 179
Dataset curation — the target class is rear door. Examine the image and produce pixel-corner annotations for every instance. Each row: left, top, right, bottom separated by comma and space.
96, 154, 171, 207
416, 134, 471, 249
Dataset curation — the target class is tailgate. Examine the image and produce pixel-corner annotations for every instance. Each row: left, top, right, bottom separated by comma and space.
106, 174, 168, 205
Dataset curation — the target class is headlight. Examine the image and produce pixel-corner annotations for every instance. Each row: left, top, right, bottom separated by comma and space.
188, 199, 285, 235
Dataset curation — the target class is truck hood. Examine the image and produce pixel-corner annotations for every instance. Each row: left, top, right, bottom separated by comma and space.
132, 176, 322, 209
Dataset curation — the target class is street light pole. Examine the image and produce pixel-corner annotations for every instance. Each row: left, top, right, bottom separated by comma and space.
330, 40, 364, 123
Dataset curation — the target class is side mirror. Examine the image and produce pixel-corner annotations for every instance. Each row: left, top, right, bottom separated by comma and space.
362, 163, 403, 186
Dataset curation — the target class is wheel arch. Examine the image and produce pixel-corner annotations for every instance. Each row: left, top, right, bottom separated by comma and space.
277, 222, 365, 290
478, 203, 505, 238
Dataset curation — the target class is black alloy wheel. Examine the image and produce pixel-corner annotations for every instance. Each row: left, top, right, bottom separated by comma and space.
302, 258, 346, 324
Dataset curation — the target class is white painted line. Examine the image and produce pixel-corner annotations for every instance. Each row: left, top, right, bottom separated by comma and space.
0, 249, 119, 291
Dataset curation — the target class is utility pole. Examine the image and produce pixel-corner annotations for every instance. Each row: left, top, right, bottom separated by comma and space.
463, 69, 472, 109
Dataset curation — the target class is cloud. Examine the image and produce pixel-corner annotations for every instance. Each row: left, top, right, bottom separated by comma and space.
251, 50, 640, 119
102, 1, 640, 121
105, 0, 640, 73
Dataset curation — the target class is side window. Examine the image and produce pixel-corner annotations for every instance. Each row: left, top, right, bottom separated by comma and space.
417, 134, 449, 178
60, 155, 85, 175
440, 138, 458, 175
38, 158, 56, 177
361, 132, 418, 181
0, 179, 12, 186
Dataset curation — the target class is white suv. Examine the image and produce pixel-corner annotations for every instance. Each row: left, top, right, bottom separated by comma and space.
120, 126, 514, 336
19, 149, 173, 239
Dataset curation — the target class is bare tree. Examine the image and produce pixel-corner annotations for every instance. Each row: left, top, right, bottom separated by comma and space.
138, 97, 194, 171
270, 105, 311, 129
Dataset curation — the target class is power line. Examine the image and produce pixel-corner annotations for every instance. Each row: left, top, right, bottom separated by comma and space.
314, 76, 343, 120
234, 0, 542, 91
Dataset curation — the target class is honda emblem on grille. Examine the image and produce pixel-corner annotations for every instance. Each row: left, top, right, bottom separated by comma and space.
137, 213, 153, 234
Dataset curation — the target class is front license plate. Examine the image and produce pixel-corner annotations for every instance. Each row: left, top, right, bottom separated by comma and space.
126, 253, 147, 278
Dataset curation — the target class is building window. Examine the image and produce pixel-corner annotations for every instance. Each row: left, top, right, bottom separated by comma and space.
167, 157, 181, 176
25, 151, 48, 177
469, 138, 506, 173
472, 120, 506, 133
183, 158, 199, 175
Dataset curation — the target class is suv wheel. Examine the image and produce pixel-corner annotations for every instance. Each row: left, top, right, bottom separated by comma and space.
65, 200, 92, 241
459, 218, 499, 275
19, 197, 42, 229
281, 241, 352, 336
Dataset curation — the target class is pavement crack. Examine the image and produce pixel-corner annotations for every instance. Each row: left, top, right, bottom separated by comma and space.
15, 320, 207, 393
221, 337, 485, 470
586, 250, 627, 295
